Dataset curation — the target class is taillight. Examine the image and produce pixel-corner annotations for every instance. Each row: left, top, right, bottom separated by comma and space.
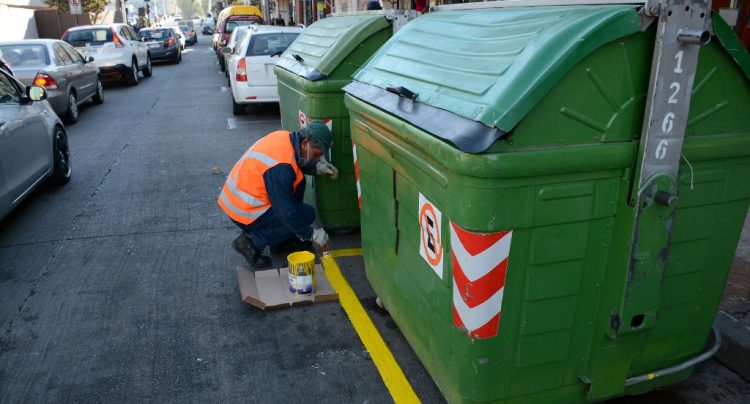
111, 28, 124, 48
33, 72, 58, 90
165, 38, 175, 48
236, 58, 247, 82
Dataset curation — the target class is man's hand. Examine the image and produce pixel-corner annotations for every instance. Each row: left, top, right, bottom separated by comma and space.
312, 227, 329, 248
315, 160, 339, 180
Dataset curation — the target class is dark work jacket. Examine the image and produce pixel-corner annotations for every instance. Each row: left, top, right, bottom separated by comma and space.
259, 131, 316, 240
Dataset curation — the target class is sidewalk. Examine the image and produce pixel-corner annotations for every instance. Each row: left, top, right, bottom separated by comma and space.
714, 211, 750, 382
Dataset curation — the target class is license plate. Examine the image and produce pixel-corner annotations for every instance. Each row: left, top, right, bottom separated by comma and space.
149, 43, 160, 48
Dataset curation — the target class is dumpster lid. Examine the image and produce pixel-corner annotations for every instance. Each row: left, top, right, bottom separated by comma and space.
347, 5, 642, 151
276, 13, 390, 81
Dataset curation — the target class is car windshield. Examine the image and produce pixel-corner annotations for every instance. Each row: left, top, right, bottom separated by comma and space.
0, 45, 49, 68
246, 33, 299, 57
63, 28, 113, 47
180, 26, 190, 32
225, 20, 254, 33
139, 29, 170, 39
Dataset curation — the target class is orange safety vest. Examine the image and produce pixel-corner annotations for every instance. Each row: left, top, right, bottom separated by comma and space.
218, 130, 305, 225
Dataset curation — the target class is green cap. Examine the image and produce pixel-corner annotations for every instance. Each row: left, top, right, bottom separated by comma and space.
305, 120, 333, 161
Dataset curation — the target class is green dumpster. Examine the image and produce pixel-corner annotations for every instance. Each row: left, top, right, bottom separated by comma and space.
274, 13, 396, 230
343, 4, 750, 403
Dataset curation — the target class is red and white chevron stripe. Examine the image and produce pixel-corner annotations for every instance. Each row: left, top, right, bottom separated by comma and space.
352, 141, 361, 209
450, 221, 512, 339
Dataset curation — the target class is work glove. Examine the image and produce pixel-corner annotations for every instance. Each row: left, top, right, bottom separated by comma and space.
315, 160, 339, 180
311, 227, 329, 248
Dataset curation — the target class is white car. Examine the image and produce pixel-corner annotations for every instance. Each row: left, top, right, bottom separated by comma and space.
62, 24, 152, 85
170, 25, 187, 50
226, 25, 301, 115
221, 25, 249, 74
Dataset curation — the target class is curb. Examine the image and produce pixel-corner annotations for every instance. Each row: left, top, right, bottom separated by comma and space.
713, 310, 750, 382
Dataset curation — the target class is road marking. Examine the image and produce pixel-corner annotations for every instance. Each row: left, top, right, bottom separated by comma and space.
323, 250, 420, 404
331, 248, 363, 258
227, 117, 237, 130
221, 86, 228, 93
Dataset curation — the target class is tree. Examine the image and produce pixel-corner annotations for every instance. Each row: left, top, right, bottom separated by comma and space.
44, 0, 110, 23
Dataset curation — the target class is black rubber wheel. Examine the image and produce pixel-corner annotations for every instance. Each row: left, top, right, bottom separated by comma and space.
51, 126, 71, 185
92, 78, 104, 104
64, 91, 78, 124
127, 59, 139, 86
142, 56, 152, 77
232, 98, 244, 115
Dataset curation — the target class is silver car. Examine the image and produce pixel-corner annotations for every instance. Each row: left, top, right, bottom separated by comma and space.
0, 68, 71, 221
0, 39, 103, 124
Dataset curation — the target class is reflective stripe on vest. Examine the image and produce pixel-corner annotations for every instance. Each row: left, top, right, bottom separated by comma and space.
226, 172, 265, 208
219, 192, 268, 221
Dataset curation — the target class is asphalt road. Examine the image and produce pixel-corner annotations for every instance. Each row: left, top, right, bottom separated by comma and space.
1, 40, 748, 403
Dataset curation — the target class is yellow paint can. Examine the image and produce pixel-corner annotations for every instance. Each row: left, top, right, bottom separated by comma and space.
287, 251, 316, 295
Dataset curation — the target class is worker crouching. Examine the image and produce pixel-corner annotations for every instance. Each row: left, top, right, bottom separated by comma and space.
218, 121, 338, 268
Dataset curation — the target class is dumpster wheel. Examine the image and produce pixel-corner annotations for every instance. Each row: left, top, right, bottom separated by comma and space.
376, 297, 385, 310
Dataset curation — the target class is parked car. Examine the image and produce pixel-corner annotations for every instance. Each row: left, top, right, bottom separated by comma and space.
220, 25, 248, 73
62, 23, 152, 86
226, 25, 301, 115
202, 17, 215, 35
171, 25, 187, 50
0, 40, 103, 124
215, 5, 263, 58
0, 69, 71, 221
179, 24, 198, 45
138, 28, 182, 64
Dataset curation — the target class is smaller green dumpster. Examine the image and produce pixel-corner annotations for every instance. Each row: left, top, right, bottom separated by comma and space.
344, 4, 750, 403
275, 12, 406, 230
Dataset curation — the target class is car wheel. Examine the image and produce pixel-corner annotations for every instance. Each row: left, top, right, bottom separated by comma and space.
232, 98, 245, 115
174, 50, 181, 64
64, 91, 79, 124
51, 126, 72, 185
128, 59, 139, 86
143, 55, 153, 77
92, 78, 104, 104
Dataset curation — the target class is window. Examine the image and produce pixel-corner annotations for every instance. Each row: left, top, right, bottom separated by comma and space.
0, 44, 49, 68
63, 29, 112, 47
119, 27, 132, 41
246, 33, 300, 57
52, 43, 74, 66
0, 72, 20, 104
126, 26, 138, 40
60, 42, 84, 64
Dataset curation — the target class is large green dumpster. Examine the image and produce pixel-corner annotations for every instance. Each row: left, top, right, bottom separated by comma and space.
343, 5, 750, 403
274, 13, 395, 230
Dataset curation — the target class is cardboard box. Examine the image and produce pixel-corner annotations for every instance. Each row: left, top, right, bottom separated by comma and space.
236, 264, 338, 310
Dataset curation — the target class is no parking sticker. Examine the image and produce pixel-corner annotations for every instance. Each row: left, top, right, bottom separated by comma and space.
419, 193, 443, 279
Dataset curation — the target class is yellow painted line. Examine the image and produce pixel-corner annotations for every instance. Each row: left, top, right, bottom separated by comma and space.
322, 251, 420, 404
331, 247, 363, 258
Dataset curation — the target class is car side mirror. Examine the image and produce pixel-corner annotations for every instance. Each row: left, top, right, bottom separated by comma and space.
26, 86, 47, 102
85, 56, 94, 63
221, 47, 232, 54
140, 37, 147, 42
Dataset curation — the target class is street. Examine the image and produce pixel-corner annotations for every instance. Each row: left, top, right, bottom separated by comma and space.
1, 40, 749, 403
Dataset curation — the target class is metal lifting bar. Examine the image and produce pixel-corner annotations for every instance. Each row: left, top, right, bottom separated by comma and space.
618, 0, 712, 338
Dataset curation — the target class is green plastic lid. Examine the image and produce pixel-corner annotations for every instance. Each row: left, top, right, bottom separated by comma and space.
349, 6, 641, 136
276, 13, 390, 81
